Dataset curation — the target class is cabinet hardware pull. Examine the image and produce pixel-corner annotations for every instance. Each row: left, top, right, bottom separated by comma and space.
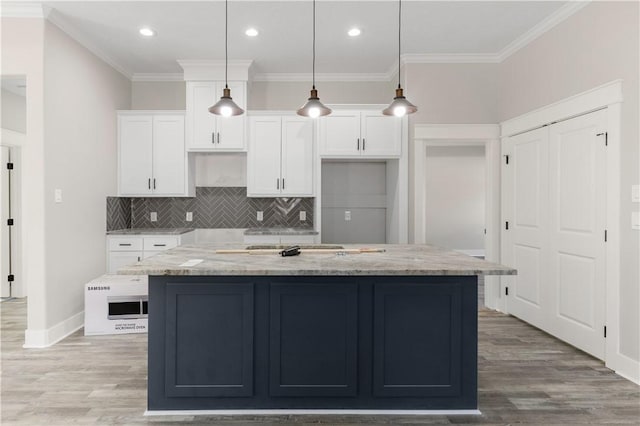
119, 243, 132, 246
282, 178, 285, 190
153, 178, 156, 190
211, 132, 215, 144
363, 138, 366, 150
277, 178, 279, 189
153, 244, 166, 247
137, 256, 140, 262
357, 138, 360, 150
217, 132, 220, 144
148, 178, 151, 189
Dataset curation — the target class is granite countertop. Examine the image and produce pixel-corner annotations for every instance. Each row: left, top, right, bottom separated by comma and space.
107, 228, 195, 236
244, 227, 319, 236
117, 243, 516, 277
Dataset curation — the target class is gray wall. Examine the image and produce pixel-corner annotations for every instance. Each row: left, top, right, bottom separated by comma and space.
131, 81, 185, 110
1, 88, 26, 133
497, 1, 639, 362
424, 146, 485, 251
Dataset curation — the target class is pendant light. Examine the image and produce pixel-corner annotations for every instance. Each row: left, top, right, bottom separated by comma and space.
297, 0, 331, 118
209, 0, 244, 117
383, 0, 417, 117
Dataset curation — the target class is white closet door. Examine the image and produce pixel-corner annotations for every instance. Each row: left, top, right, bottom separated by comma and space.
118, 115, 153, 195
547, 109, 607, 359
152, 115, 185, 196
503, 127, 549, 331
281, 116, 314, 196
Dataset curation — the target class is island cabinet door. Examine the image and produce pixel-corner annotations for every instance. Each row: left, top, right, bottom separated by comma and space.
372, 282, 471, 398
163, 283, 254, 397
269, 283, 358, 397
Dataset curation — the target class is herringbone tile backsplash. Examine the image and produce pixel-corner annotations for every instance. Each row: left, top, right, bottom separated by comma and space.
106, 187, 314, 231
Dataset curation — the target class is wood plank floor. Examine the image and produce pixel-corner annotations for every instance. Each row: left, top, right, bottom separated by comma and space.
1, 297, 638, 425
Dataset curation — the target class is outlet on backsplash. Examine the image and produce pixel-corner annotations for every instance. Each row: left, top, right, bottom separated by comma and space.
186, 212, 193, 222
300, 211, 306, 221
150, 212, 157, 222
257, 211, 263, 221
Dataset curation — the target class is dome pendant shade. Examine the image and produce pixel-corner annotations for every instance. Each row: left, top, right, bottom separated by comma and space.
382, 87, 417, 117
297, 88, 332, 118
209, 86, 244, 117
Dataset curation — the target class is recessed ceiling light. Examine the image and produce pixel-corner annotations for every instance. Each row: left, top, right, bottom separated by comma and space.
139, 27, 155, 37
348, 28, 361, 37
245, 28, 259, 37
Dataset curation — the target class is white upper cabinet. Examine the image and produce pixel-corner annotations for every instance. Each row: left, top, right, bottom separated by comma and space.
186, 81, 246, 152
320, 110, 401, 158
247, 115, 314, 197
118, 111, 192, 197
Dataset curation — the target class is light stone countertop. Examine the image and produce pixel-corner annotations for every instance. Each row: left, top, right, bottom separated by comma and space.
107, 228, 195, 235
244, 227, 319, 235
117, 243, 516, 277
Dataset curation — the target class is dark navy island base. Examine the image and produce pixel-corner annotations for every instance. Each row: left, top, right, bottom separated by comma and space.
148, 275, 478, 411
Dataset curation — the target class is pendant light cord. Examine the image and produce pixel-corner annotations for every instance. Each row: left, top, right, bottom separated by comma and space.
397, 0, 401, 89
225, 0, 228, 89
312, 0, 316, 90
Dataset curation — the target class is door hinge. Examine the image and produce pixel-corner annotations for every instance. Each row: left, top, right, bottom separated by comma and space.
6, 162, 13, 170
7, 274, 14, 282
597, 132, 608, 146
7, 218, 13, 226
604, 326, 607, 338
505, 221, 509, 230
504, 155, 510, 165
604, 230, 608, 242
505, 287, 509, 296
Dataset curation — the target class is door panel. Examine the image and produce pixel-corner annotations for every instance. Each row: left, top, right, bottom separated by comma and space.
548, 109, 606, 359
503, 127, 548, 329
319, 112, 360, 157
118, 115, 153, 195
248, 117, 282, 195
281, 117, 314, 196
152, 115, 185, 195
215, 82, 246, 150
360, 112, 401, 157
186, 82, 217, 150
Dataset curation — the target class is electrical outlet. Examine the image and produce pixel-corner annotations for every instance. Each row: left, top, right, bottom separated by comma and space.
150, 212, 157, 222
54, 189, 63, 203
299, 211, 306, 221
344, 210, 351, 221
186, 212, 193, 222
257, 211, 263, 221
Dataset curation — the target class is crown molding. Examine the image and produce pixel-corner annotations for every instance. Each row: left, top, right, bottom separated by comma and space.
252, 72, 392, 83
131, 73, 184, 82
0, 2, 50, 18
497, 1, 591, 62
177, 59, 253, 81
401, 53, 502, 64
47, 9, 132, 79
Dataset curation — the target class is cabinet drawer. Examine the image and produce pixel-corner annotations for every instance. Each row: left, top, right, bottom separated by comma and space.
109, 237, 143, 251
143, 236, 179, 251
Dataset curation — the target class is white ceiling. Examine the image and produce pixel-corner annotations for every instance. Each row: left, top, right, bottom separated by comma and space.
31, 1, 577, 79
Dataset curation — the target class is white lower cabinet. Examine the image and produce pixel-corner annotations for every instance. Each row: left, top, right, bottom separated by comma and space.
247, 115, 314, 197
106, 232, 195, 273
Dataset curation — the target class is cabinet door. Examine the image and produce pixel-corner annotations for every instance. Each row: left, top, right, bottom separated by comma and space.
152, 115, 185, 195
215, 82, 246, 150
247, 116, 282, 196
118, 115, 153, 195
108, 251, 142, 273
360, 112, 401, 157
281, 116, 314, 196
186, 82, 217, 151
319, 112, 361, 157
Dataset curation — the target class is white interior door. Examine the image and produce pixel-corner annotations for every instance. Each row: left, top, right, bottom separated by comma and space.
247, 116, 282, 196
152, 115, 185, 195
503, 127, 549, 330
281, 116, 314, 196
547, 109, 607, 359
118, 115, 153, 195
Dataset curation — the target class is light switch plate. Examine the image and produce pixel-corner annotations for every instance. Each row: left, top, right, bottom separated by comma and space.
632, 212, 640, 230
299, 211, 306, 221
186, 212, 193, 222
632, 185, 640, 202
150, 212, 157, 222
54, 189, 63, 203
344, 210, 351, 221
257, 211, 263, 221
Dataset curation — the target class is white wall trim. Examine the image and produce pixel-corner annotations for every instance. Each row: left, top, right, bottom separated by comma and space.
497, 1, 591, 62
131, 73, 184, 82
0, 3, 50, 18
401, 53, 501, 64
46, 10, 133, 80
500, 79, 623, 137
252, 72, 392, 82
614, 351, 640, 386
0, 128, 26, 147
23, 310, 84, 348
413, 124, 501, 310
499, 82, 631, 382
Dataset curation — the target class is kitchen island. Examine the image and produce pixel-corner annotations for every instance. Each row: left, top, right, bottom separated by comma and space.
119, 244, 515, 413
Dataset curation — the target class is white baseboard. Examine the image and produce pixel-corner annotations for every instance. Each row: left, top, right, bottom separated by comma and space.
613, 353, 640, 385
23, 310, 84, 348
145, 409, 481, 416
